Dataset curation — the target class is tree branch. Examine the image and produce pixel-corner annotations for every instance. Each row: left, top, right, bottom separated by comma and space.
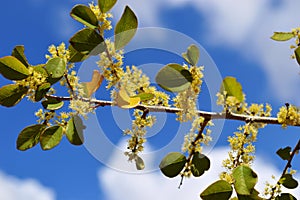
46, 94, 299, 127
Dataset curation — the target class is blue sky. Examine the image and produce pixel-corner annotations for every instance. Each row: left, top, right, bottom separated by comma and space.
0, 0, 300, 199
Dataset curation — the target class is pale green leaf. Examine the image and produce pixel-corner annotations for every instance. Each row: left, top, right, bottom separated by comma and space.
114, 6, 138, 50
232, 166, 258, 196
99, 0, 117, 13
156, 63, 193, 92
220, 76, 244, 102
271, 32, 294, 41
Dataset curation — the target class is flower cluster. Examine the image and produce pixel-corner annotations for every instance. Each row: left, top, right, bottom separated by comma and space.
124, 110, 156, 160
62, 71, 95, 119
35, 109, 72, 132
223, 122, 260, 170
16, 66, 50, 102
181, 117, 213, 154
277, 104, 300, 128
173, 65, 204, 122
263, 175, 282, 199
89, 3, 113, 35
111, 65, 170, 106
97, 40, 124, 89
45, 42, 71, 66
35, 109, 55, 125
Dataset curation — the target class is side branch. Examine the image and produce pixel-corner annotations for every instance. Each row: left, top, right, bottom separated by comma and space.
47, 95, 299, 127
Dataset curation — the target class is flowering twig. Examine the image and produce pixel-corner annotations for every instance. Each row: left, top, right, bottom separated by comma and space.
45, 95, 300, 127
178, 118, 210, 189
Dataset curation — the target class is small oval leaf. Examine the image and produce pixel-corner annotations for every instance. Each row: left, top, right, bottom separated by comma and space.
182, 44, 200, 66
115, 87, 140, 109
281, 174, 298, 189
66, 116, 85, 145
44, 57, 66, 79
40, 126, 63, 150
133, 93, 154, 102
294, 46, 300, 66
0, 56, 29, 80
220, 76, 244, 102
69, 28, 105, 55
271, 32, 294, 41
200, 180, 233, 200
114, 6, 138, 50
159, 152, 186, 178
155, 63, 193, 92
276, 146, 291, 161
135, 155, 145, 170
232, 166, 258, 196
99, 0, 117, 13
0, 84, 28, 107
70, 4, 98, 29
11, 45, 29, 67
275, 193, 297, 200
17, 124, 46, 151
191, 152, 210, 177
42, 97, 64, 110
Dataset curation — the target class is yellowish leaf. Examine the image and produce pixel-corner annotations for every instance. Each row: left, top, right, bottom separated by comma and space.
116, 87, 140, 109
83, 70, 104, 97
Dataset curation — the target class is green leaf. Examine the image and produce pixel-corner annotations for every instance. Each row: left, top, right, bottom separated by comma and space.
135, 155, 145, 170
155, 63, 193, 92
133, 93, 154, 101
200, 180, 233, 200
232, 166, 258, 196
66, 116, 85, 145
44, 57, 66, 79
68, 45, 89, 63
159, 152, 186, 178
281, 174, 298, 189
191, 152, 210, 177
182, 44, 200, 66
275, 193, 297, 200
0, 84, 28, 107
35, 83, 51, 102
99, 0, 117, 13
42, 97, 64, 110
17, 124, 46, 151
276, 146, 291, 160
11, 45, 29, 67
69, 28, 105, 55
40, 126, 63, 150
294, 46, 300, 66
220, 76, 244, 102
271, 32, 294, 41
237, 189, 264, 200
0, 56, 29, 80
114, 6, 138, 50
70, 4, 98, 29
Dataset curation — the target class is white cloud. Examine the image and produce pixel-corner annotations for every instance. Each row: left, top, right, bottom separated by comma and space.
0, 171, 55, 200
98, 144, 300, 200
